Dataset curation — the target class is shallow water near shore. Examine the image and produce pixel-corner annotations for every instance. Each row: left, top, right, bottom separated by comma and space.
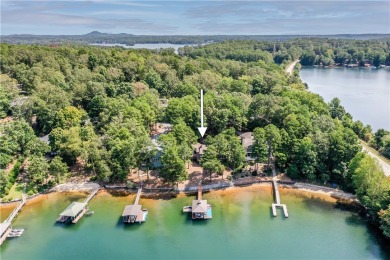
1, 186, 389, 259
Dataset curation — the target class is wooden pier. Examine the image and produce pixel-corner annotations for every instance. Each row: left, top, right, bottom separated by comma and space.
271, 166, 288, 218
134, 187, 142, 205
1, 194, 27, 245
57, 187, 99, 224
83, 188, 99, 203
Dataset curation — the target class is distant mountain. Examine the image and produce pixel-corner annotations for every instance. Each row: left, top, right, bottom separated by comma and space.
1, 32, 389, 45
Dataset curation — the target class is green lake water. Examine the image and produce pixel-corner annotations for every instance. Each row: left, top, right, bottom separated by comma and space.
1, 186, 389, 259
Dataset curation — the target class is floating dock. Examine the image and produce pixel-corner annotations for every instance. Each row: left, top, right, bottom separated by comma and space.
183, 185, 212, 220
57, 188, 99, 224
1, 194, 27, 245
122, 188, 148, 224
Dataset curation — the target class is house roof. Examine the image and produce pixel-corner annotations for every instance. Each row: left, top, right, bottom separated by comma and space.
192, 143, 207, 155
59, 202, 87, 217
191, 200, 208, 213
0, 222, 11, 236
39, 134, 50, 144
122, 205, 142, 217
239, 132, 254, 150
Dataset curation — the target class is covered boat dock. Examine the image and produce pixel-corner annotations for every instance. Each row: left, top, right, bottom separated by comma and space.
57, 202, 88, 223
183, 185, 212, 220
122, 188, 148, 224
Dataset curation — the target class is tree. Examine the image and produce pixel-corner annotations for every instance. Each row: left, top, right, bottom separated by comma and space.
350, 152, 390, 219
264, 124, 282, 168
200, 145, 224, 180
49, 127, 82, 164
287, 137, 318, 181
49, 156, 68, 183
0, 74, 19, 118
329, 98, 346, 120
378, 206, 390, 239
160, 146, 187, 184
252, 128, 268, 164
27, 156, 49, 185
54, 106, 83, 128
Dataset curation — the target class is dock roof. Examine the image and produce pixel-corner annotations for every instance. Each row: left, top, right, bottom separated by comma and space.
0, 222, 11, 236
59, 202, 87, 217
122, 205, 142, 216
192, 200, 208, 213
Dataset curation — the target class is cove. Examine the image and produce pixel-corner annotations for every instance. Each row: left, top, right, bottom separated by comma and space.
300, 67, 390, 131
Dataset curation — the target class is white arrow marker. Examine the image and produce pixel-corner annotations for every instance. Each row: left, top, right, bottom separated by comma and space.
197, 89, 207, 137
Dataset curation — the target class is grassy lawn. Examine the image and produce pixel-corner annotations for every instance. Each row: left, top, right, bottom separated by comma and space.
4, 182, 24, 201
360, 140, 390, 165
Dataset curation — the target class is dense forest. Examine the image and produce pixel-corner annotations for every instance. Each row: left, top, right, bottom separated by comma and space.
0, 40, 389, 238
180, 38, 390, 67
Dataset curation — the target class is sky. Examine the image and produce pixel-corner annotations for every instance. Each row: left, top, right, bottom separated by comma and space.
1, 0, 389, 35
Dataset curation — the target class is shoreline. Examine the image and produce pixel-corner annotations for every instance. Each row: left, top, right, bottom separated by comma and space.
0, 180, 358, 207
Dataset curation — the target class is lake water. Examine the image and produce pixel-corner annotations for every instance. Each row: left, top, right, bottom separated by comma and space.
90, 43, 193, 53
300, 67, 390, 131
1, 186, 389, 259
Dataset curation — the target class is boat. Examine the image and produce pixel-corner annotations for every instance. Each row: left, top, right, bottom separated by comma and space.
8, 228, 24, 238
85, 210, 94, 215
182, 206, 192, 213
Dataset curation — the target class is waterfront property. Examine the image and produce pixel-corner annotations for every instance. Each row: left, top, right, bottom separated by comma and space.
183, 185, 212, 220
122, 188, 148, 224
56, 188, 99, 224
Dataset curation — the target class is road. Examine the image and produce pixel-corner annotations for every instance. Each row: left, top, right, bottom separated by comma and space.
362, 146, 390, 177
286, 60, 300, 75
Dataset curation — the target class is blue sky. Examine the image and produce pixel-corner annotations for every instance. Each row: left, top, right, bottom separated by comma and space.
1, 1, 389, 35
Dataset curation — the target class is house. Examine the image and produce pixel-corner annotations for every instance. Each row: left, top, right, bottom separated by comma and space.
238, 132, 256, 162
192, 143, 207, 161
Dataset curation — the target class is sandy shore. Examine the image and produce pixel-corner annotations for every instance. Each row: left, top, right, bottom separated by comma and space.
0, 180, 358, 208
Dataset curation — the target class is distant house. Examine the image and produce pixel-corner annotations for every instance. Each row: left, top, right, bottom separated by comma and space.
192, 143, 207, 162
238, 132, 255, 162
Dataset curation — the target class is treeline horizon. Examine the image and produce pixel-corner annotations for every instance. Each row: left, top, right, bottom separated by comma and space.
2, 31, 390, 45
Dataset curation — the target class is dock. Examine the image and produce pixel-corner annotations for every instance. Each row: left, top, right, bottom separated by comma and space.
183, 185, 212, 220
57, 187, 99, 224
122, 187, 148, 224
271, 166, 288, 218
1, 194, 27, 245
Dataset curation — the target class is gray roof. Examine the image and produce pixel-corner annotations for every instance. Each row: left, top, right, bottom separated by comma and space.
192, 200, 208, 213
59, 202, 87, 217
239, 132, 254, 151
39, 134, 50, 144
122, 205, 142, 216
192, 143, 207, 155
0, 222, 11, 236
